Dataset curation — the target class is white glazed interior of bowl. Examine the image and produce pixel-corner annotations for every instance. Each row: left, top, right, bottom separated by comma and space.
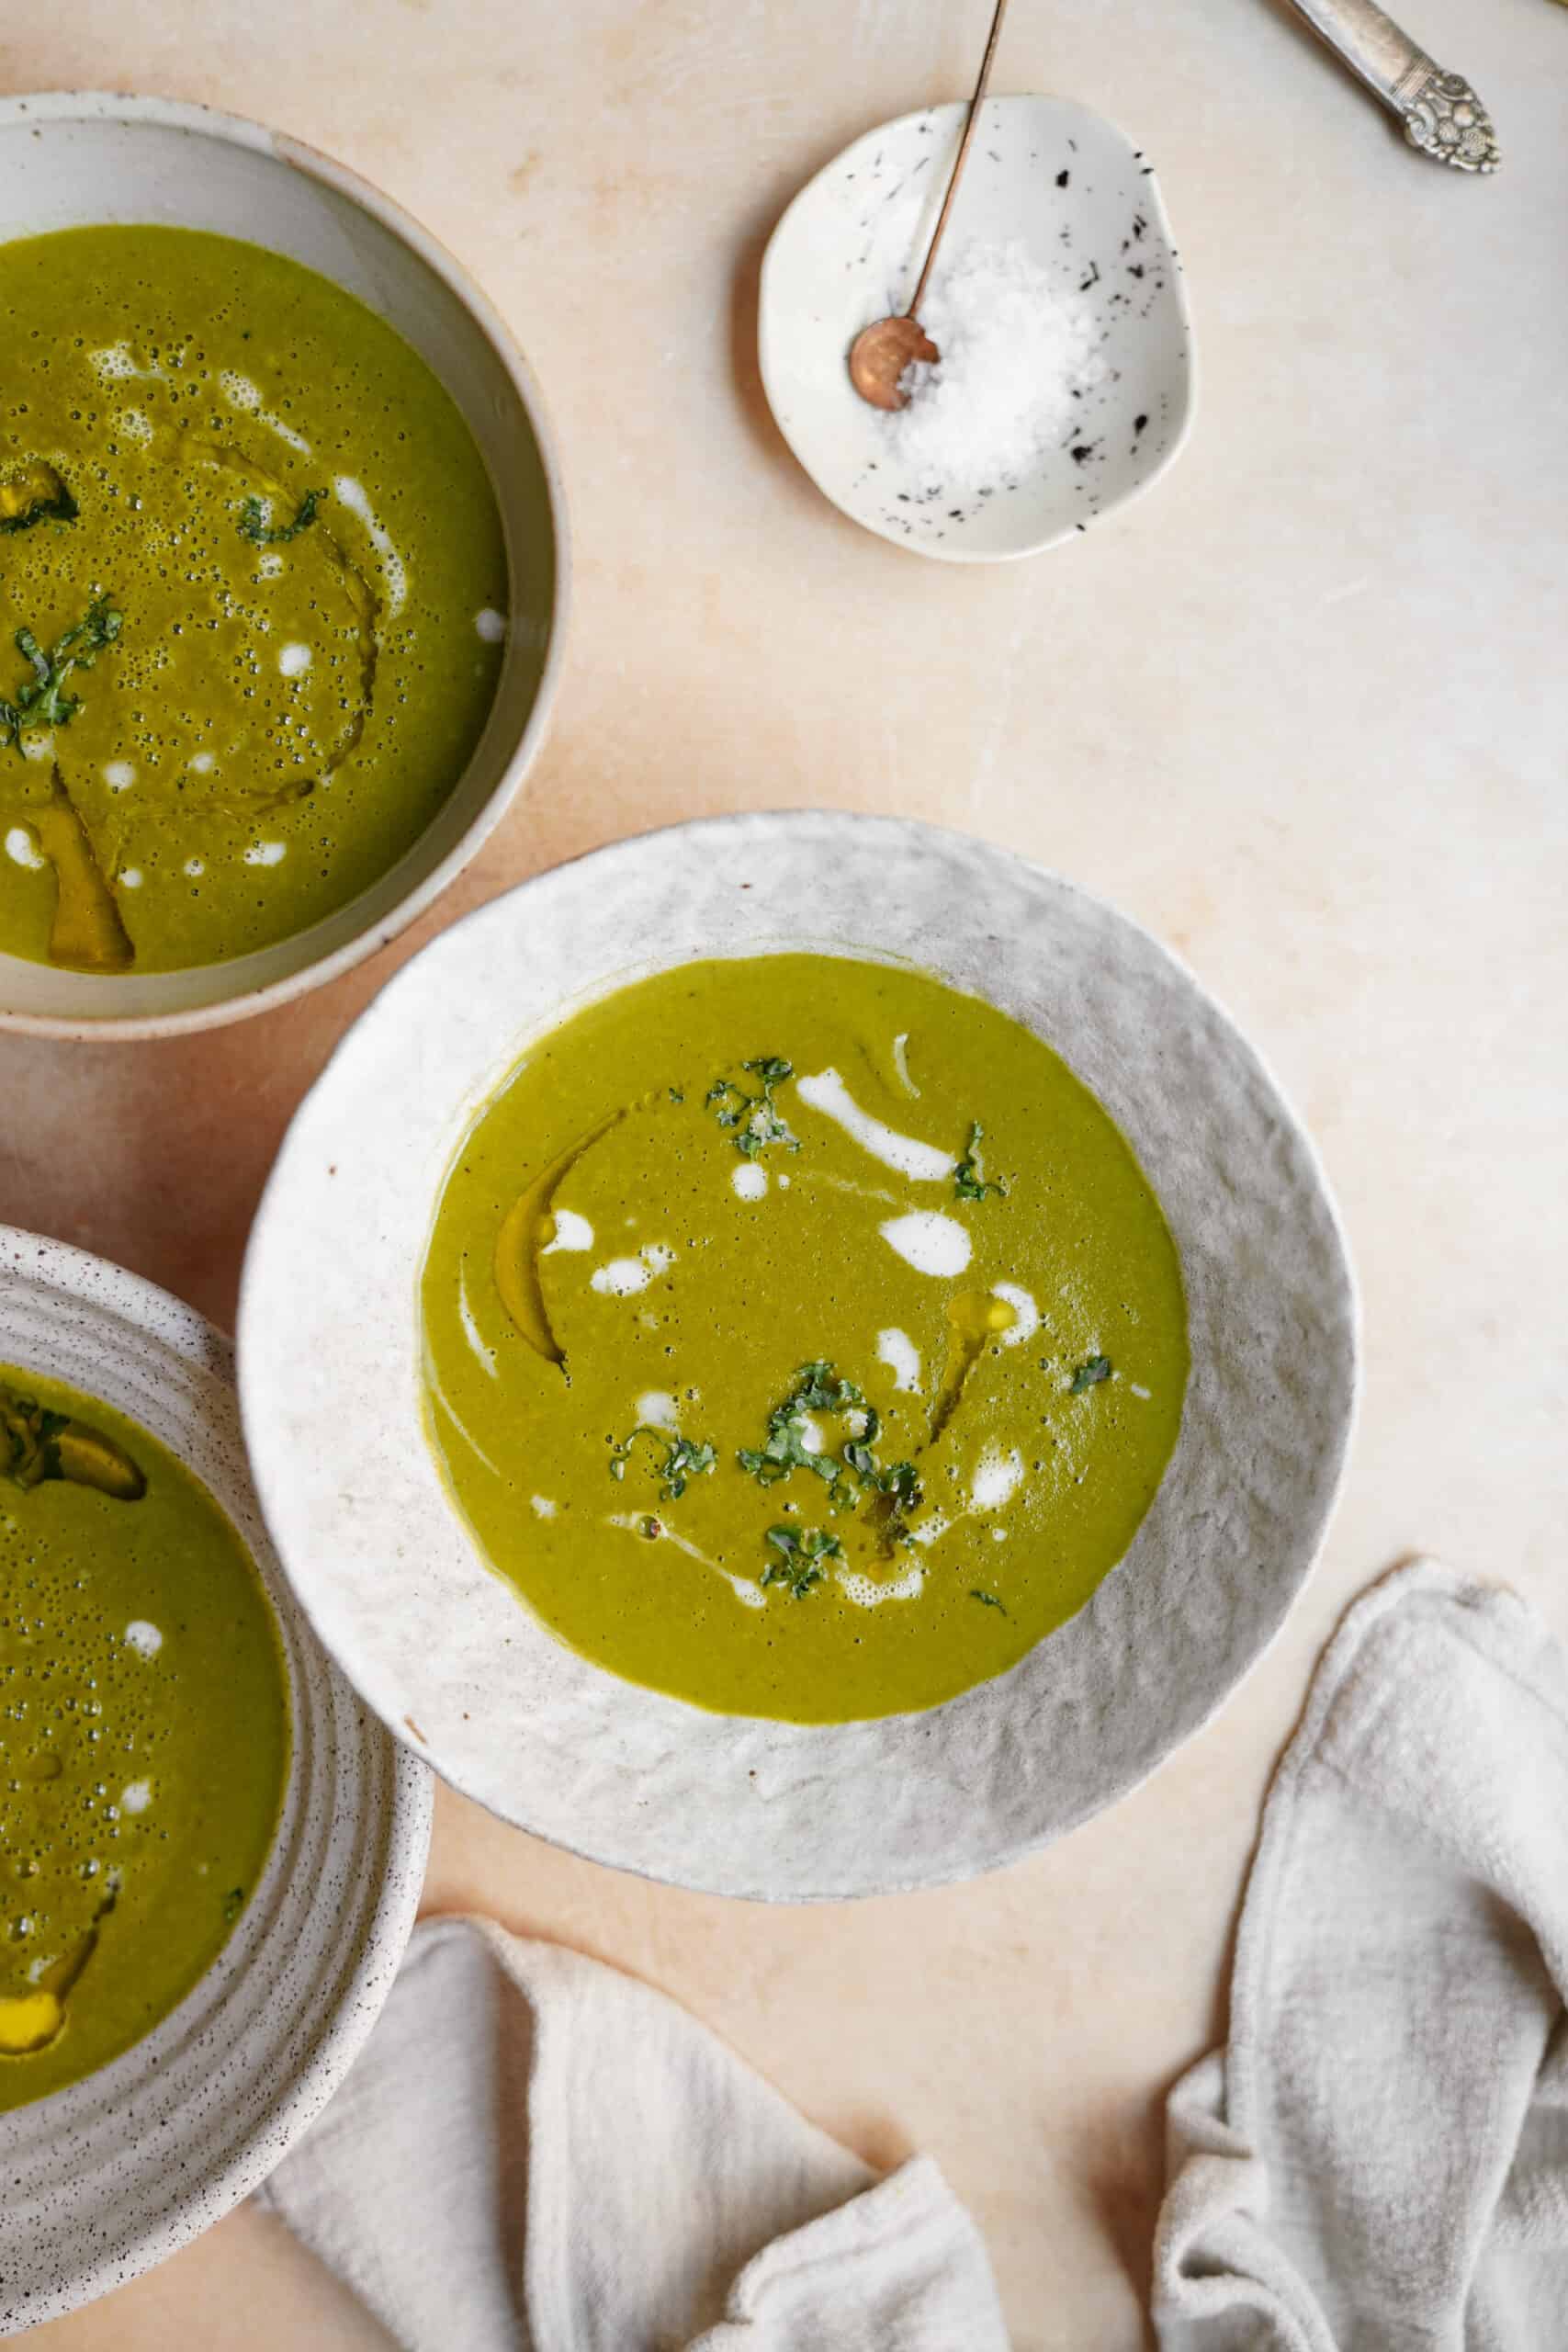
0, 92, 565, 1035
760, 96, 1195, 561
238, 812, 1357, 1902
0, 1227, 431, 2336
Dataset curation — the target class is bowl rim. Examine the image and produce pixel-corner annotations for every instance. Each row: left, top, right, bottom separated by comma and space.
758, 94, 1199, 565
0, 1221, 434, 2331
238, 807, 1361, 1901
0, 88, 571, 1041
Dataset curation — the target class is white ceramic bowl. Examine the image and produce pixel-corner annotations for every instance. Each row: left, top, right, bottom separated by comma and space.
0, 1227, 431, 2335
760, 96, 1195, 560
238, 812, 1357, 1902
0, 91, 569, 1038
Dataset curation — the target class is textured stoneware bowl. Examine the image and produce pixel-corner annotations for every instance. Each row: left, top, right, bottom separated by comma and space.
239, 812, 1358, 1901
0, 1228, 432, 2335
760, 96, 1195, 560
0, 90, 568, 1039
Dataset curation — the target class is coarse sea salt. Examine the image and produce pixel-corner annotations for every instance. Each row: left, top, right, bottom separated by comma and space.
882, 239, 1104, 496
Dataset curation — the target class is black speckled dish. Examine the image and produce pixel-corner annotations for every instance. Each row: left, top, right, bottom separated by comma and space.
760, 96, 1196, 560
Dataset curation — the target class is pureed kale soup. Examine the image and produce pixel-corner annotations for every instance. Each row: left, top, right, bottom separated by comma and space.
0, 226, 510, 973
422, 954, 1189, 1722
1, 1369, 288, 2108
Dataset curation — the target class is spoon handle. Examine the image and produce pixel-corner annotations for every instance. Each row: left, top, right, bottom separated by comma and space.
1285, 0, 1499, 171
907, 0, 1010, 318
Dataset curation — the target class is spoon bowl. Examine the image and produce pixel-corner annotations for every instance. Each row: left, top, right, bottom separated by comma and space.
846, 313, 939, 410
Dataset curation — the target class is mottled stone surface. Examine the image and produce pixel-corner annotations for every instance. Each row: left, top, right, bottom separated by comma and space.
7, 0, 1566, 2340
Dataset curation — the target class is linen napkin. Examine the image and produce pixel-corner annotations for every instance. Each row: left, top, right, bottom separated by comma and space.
256, 1911, 1009, 2351
1154, 1556, 1568, 2347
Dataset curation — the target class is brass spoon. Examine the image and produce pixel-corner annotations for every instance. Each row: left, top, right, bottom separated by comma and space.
847, 0, 1011, 411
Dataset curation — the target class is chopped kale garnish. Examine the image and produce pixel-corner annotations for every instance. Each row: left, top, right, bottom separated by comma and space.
705, 1056, 799, 1161
237, 487, 326, 546
875, 1459, 921, 1509
1, 1382, 145, 1498
0, 481, 79, 536
737, 1362, 921, 1525
736, 1430, 838, 1491
609, 1425, 716, 1501
1, 595, 123, 754
1069, 1354, 1112, 1394
794, 1362, 870, 1416
953, 1119, 1007, 1203
760, 1523, 841, 1599
222, 1887, 245, 1923
658, 1434, 716, 1498
969, 1589, 1008, 1613
1, 1392, 69, 1488
738, 1361, 868, 1503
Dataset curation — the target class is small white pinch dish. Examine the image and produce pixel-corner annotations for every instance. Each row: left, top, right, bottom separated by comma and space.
0, 1228, 432, 2335
759, 96, 1195, 560
237, 812, 1356, 1904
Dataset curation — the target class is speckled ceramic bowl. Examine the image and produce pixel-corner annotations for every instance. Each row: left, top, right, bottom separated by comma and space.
760, 96, 1195, 560
238, 812, 1358, 1901
0, 1228, 432, 2335
0, 90, 568, 1039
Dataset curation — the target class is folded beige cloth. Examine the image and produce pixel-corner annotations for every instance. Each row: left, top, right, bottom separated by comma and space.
1156, 1558, 1568, 2347
258, 1913, 1009, 2349
261, 1557, 1568, 2346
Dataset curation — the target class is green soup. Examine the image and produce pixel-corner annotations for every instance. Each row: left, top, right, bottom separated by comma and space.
421, 955, 1190, 1723
0, 224, 518, 973
0, 1369, 289, 2109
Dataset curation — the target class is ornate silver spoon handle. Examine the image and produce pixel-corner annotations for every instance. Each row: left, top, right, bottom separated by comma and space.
1287, 0, 1499, 171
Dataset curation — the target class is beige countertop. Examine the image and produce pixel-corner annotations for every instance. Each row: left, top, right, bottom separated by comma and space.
8, 2, 1567, 2344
